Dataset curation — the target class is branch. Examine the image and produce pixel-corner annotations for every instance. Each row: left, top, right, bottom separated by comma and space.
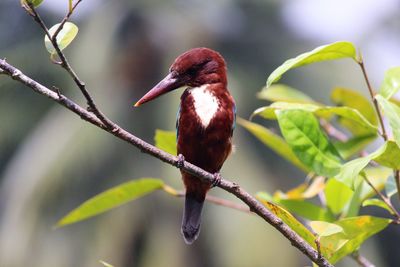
394, 169, 400, 204
168, 188, 251, 213
320, 119, 348, 142
357, 57, 400, 204
362, 173, 400, 221
351, 251, 376, 267
25, 3, 115, 130
0, 59, 334, 267
358, 58, 387, 140
52, 0, 83, 43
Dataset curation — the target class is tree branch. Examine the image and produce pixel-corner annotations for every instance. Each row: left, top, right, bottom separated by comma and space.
52, 0, 83, 43
358, 57, 400, 204
0, 59, 334, 267
25, 3, 115, 130
362, 173, 400, 221
358, 58, 387, 140
394, 170, 400, 205
320, 119, 348, 142
351, 251, 376, 267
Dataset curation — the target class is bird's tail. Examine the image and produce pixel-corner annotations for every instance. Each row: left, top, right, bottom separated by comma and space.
181, 188, 206, 244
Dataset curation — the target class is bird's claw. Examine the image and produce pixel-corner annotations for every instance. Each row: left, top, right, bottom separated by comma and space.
211, 172, 222, 187
177, 154, 185, 168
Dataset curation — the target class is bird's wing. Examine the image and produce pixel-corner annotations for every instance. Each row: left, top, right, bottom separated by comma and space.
176, 105, 181, 141
231, 102, 236, 136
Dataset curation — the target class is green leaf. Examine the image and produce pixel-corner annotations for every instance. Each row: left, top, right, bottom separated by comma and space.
316, 107, 378, 135
373, 141, 400, 169
385, 175, 397, 198
330, 87, 378, 133
319, 233, 348, 261
376, 95, 400, 147
379, 67, 400, 99
309, 221, 344, 237
280, 176, 325, 200
257, 84, 315, 103
324, 179, 354, 215
44, 22, 79, 55
342, 167, 392, 218
335, 141, 400, 187
344, 178, 364, 217
154, 129, 177, 155
57, 178, 164, 227
266, 41, 357, 87
257, 199, 317, 249
335, 157, 370, 187
21, 0, 44, 8
334, 134, 377, 160
277, 199, 335, 222
360, 167, 392, 200
362, 198, 394, 215
276, 110, 341, 177
252, 102, 319, 120
253, 102, 378, 135
256, 191, 273, 202
328, 216, 391, 263
237, 118, 309, 172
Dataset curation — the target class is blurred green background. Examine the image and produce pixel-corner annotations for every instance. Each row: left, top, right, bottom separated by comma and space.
1, 0, 399, 266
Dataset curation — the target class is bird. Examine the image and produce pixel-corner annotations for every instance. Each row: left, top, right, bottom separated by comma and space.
134, 48, 236, 244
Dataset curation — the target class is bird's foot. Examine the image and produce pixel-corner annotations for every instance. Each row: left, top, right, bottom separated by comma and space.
211, 172, 222, 187
176, 154, 185, 168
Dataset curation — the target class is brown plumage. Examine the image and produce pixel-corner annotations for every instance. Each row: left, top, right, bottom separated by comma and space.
135, 48, 235, 244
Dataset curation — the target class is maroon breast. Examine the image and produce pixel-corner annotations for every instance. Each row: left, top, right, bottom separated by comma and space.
177, 84, 235, 174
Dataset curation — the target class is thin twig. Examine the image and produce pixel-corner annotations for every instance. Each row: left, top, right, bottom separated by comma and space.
320, 119, 348, 142
26, 3, 115, 131
206, 194, 251, 212
0, 59, 334, 267
315, 237, 322, 261
172, 190, 251, 213
394, 170, 400, 205
358, 58, 387, 140
357, 57, 400, 204
362, 173, 400, 221
351, 251, 376, 267
52, 0, 82, 42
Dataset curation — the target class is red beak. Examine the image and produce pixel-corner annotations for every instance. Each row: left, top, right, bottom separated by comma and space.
134, 73, 183, 107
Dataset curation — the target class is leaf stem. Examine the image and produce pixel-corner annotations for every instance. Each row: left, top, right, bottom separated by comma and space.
362, 173, 400, 221
52, 0, 82, 44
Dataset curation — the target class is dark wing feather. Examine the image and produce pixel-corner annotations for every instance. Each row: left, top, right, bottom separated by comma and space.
231, 102, 236, 136
176, 105, 181, 141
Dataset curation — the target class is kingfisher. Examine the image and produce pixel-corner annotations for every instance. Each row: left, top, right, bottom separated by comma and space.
134, 48, 236, 244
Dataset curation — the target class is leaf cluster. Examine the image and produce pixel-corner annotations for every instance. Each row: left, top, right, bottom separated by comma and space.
240, 41, 400, 263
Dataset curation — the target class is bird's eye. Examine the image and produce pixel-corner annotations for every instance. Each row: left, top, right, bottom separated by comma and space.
186, 66, 198, 76
186, 61, 208, 76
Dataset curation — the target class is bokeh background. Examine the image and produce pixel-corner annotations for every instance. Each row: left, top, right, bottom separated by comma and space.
1, 0, 400, 266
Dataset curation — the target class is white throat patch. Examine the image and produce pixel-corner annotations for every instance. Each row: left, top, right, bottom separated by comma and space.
189, 85, 219, 128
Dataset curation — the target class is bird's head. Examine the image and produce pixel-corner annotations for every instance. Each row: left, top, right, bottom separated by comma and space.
134, 47, 227, 106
